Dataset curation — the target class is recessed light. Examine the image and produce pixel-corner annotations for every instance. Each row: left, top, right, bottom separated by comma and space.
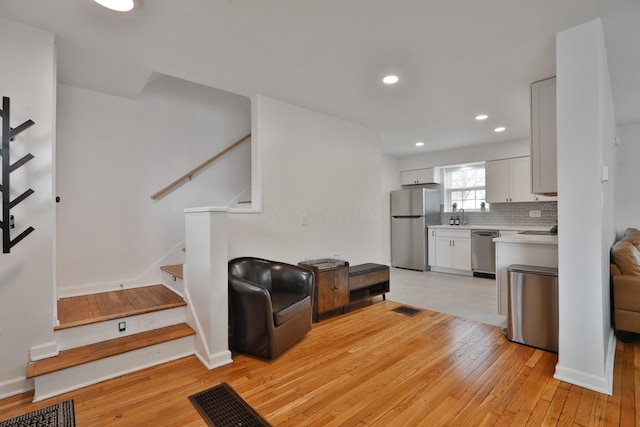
415, 141, 424, 147
494, 127, 506, 132
94, 0, 134, 12
383, 75, 399, 85
475, 114, 488, 121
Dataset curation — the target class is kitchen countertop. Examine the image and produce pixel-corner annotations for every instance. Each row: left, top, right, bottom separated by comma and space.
428, 224, 551, 232
493, 233, 558, 245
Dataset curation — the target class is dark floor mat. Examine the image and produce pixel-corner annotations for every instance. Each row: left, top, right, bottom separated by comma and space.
392, 305, 423, 316
189, 383, 271, 427
0, 400, 75, 427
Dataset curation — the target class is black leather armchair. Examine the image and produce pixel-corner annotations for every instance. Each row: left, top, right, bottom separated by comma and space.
228, 257, 314, 359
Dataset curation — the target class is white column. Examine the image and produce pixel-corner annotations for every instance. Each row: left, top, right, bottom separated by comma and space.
554, 18, 617, 395
184, 207, 232, 369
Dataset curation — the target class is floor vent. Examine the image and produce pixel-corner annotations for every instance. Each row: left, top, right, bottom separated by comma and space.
392, 306, 422, 317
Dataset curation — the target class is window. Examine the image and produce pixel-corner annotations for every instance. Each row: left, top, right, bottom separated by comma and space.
443, 163, 487, 211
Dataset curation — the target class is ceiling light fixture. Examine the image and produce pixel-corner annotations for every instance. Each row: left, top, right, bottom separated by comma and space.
475, 114, 488, 121
494, 126, 506, 132
415, 141, 424, 147
383, 75, 399, 85
94, 0, 134, 12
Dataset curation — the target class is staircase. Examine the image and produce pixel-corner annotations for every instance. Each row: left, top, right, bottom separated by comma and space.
27, 268, 193, 402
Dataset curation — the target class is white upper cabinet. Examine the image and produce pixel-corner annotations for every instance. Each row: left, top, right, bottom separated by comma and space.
486, 159, 510, 203
510, 157, 535, 202
531, 77, 557, 195
486, 157, 534, 203
401, 168, 441, 185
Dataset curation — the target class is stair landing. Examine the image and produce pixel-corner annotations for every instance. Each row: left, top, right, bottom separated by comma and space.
56, 284, 185, 330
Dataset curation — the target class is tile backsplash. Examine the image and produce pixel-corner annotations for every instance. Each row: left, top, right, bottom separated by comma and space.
440, 201, 557, 227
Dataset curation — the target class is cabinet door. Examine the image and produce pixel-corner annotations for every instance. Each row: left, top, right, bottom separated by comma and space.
427, 228, 436, 267
415, 168, 440, 184
401, 170, 419, 185
315, 270, 336, 314
316, 267, 349, 314
434, 237, 453, 268
451, 238, 471, 271
531, 77, 557, 194
485, 159, 510, 203
334, 266, 350, 308
509, 157, 535, 202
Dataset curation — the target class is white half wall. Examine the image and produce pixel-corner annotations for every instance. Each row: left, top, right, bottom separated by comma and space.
0, 18, 56, 398
229, 95, 383, 266
554, 18, 617, 395
615, 123, 640, 235
55, 74, 251, 293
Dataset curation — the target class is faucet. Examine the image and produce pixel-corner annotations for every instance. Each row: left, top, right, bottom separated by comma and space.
458, 208, 466, 226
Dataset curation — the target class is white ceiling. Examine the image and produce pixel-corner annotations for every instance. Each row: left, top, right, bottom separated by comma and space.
1, 0, 638, 157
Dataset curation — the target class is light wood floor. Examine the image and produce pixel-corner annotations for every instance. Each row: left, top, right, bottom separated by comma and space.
2, 300, 637, 426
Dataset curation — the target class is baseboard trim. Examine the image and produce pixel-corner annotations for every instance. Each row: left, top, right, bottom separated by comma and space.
30, 341, 59, 362
554, 329, 615, 395
429, 266, 474, 276
0, 376, 34, 400
195, 349, 233, 371
56, 241, 185, 298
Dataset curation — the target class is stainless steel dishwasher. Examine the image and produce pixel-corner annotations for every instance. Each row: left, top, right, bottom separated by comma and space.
471, 229, 499, 277
507, 265, 558, 352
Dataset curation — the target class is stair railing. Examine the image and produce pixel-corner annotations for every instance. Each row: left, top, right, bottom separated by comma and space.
150, 133, 251, 200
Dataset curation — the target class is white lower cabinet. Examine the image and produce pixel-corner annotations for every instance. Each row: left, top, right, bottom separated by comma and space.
427, 228, 436, 267
433, 229, 471, 271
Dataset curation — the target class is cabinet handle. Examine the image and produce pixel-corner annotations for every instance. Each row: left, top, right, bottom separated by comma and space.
452, 240, 455, 247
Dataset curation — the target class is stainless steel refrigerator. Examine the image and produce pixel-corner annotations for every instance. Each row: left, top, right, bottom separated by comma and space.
391, 188, 441, 271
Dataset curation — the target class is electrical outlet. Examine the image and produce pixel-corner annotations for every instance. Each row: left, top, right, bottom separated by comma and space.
529, 210, 541, 218
118, 321, 126, 332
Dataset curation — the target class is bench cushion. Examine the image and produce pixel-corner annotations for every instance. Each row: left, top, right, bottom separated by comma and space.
349, 263, 389, 276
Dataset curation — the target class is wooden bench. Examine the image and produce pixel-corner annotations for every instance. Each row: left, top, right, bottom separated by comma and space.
348, 263, 390, 303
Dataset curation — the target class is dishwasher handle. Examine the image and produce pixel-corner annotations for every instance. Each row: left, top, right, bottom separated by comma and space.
472, 230, 499, 237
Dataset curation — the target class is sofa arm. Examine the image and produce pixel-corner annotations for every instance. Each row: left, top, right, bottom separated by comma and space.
229, 275, 274, 329
612, 274, 640, 311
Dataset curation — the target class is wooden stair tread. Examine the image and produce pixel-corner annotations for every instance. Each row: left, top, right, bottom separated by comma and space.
160, 264, 183, 280
56, 285, 185, 330
27, 323, 195, 378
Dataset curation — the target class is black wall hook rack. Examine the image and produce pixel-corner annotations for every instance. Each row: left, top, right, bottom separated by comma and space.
0, 96, 35, 253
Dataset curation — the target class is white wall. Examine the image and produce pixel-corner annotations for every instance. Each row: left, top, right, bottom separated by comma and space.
380, 155, 401, 263
228, 95, 383, 266
555, 18, 617, 395
0, 18, 56, 398
398, 138, 530, 171
56, 74, 250, 294
615, 123, 640, 235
